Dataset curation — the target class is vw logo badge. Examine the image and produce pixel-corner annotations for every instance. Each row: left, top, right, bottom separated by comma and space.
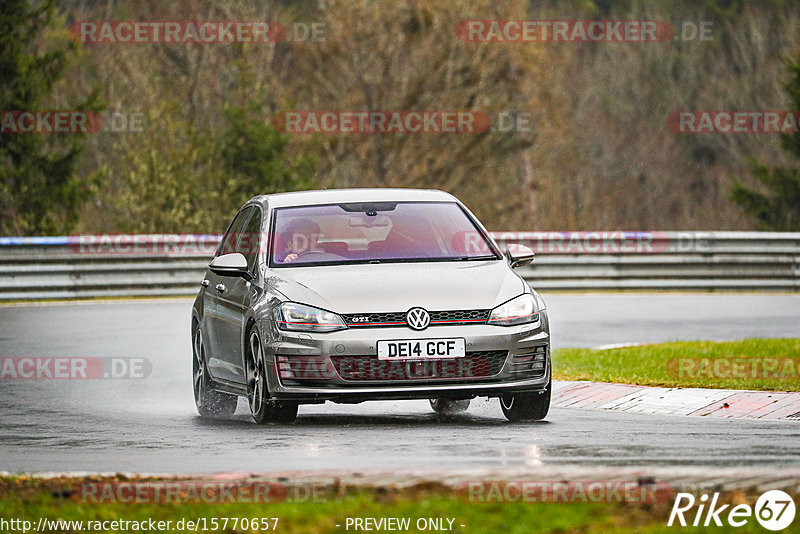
406, 307, 430, 330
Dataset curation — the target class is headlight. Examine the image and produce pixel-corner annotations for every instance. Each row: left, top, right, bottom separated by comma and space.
274, 302, 347, 332
487, 294, 540, 326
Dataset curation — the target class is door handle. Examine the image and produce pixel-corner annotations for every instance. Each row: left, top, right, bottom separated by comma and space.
201, 279, 210, 287
215, 283, 226, 292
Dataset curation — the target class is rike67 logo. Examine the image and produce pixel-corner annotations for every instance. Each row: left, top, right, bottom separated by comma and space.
668, 490, 796, 531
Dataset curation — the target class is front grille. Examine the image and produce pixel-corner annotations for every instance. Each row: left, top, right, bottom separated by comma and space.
342, 309, 491, 328
342, 312, 406, 327
329, 350, 508, 382
508, 345, 548, 378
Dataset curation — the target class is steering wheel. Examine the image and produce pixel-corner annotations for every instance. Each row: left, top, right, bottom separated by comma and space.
292, 250, 344, 261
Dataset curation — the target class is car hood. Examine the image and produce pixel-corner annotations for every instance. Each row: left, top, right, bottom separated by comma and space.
267, 260, 526, 313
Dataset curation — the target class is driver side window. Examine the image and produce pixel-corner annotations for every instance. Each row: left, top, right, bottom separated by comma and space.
241, 208, 262, 272
216, 207, 254, 259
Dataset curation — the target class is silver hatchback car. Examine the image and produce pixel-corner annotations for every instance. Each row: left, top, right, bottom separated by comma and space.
191, 188, 550, 423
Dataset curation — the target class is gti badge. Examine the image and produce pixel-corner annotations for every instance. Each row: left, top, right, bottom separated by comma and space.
406, 307, 430, 330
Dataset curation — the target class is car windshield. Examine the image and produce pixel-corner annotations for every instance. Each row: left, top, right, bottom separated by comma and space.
270, 201, 499, 267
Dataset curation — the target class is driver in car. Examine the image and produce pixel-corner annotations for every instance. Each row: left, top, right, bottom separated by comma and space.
280, 218, 322, 263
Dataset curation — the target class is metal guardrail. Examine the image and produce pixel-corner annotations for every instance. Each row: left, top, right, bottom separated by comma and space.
0, 232, 798, 299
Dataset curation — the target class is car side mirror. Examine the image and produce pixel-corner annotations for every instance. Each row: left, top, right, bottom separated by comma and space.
505, 244, 535, 268
209, 253, 253, 280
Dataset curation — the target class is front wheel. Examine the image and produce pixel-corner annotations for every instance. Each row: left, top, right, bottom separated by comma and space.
247, 327, 298, 424
270, 402, 299, 423
500, 382, 550, 422
193, 326, 237, 418
430, 398, 470, 414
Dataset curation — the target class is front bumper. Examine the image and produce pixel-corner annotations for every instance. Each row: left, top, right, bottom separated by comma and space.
261, 319, 550, 403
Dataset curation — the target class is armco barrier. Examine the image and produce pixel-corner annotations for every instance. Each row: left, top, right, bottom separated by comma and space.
0, 232, 798, 299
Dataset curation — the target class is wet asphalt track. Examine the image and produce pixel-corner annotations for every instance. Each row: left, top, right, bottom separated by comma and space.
0, 293, 798, 474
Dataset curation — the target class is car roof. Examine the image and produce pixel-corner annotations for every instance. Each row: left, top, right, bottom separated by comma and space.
248, 188, 457, 209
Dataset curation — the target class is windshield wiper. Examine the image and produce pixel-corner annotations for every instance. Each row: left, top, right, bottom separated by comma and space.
454, 255, 497, 261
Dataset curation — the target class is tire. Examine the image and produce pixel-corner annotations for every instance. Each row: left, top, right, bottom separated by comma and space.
500, 382, 550, 422
270, 402, 299, 423
246, 326, 298, 424
429, 398, 470, 414
193, 325, 238, 418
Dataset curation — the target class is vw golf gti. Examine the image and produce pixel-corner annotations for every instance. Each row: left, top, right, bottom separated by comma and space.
191, 188, 550, 423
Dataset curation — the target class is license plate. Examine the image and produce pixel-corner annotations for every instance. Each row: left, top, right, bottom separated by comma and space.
377, 338, 466, 360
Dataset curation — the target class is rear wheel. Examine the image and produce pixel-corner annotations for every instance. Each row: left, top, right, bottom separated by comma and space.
247, 327, 298, 424
500, 382, 550, 422
193, 326, 237, 418
429, 398, 470, 414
